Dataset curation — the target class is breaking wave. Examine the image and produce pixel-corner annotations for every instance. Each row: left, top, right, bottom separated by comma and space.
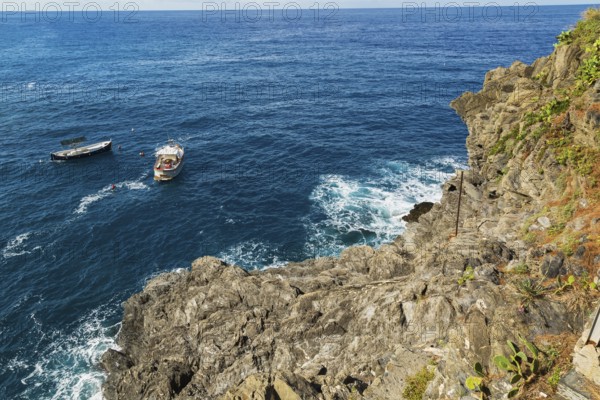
14, 304, 121, 400
304, 157, 467, 257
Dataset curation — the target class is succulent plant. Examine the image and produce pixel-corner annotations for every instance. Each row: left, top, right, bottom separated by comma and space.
493, 334, 541, 398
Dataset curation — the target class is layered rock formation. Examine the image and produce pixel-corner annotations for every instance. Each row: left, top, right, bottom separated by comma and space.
102, 12, 600, 400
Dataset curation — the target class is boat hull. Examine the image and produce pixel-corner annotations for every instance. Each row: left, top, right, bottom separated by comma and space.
51, 141, 112, 161
154, 159, 184, 181
154, 142, 184, 181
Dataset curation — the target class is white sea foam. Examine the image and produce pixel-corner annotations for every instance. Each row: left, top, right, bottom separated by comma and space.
2, 232, 32, 258
305, 156, 467, 256
16, 305, 120, 400
219, 240, 286, 270
74, 178, 150, 215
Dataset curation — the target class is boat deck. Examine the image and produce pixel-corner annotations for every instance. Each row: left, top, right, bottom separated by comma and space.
154, 154, 181, 171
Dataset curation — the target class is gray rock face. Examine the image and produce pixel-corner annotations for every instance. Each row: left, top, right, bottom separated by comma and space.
401, 201, 434, 223
537, 216, 551, 229
101, 349, 133, 373
103, 250, 575, 400
571, 305, 600, 389
540, 253, 566, 278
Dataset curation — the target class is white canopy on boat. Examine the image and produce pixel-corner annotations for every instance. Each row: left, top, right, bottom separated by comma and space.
156, 145, 183, 158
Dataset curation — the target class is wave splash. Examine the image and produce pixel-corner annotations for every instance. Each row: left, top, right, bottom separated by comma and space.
219, 240, 288, 270
305, 156, 467, 257
2, 232, 33, 259
15, 304, 120, 400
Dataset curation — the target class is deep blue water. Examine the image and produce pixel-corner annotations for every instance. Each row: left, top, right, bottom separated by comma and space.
0, 5, 589, 399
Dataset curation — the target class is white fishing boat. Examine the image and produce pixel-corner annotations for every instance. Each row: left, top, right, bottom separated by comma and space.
154, 141, 184, 181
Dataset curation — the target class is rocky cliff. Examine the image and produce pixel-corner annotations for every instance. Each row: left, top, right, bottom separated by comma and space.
102, 10, 600, 400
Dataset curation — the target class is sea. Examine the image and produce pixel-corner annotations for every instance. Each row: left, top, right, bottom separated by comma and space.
0, 4, 590, 399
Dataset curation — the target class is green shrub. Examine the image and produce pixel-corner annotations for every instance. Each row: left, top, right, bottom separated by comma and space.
531, 125, 548, 141
578, 54, 600, 87
516, 279, 547, 301
573, 14, 600, 91
465, 362, 491, 399
539, 99, 570, 124
554, 275, 576, 294
458, 266, 475, 286
547, 367, 561, 389
490, 127, 519, 156
548, 223, 566, 236
574, 149, 596, 176
513, 263, 529, 274
551, 143, 598, 176
523, 232, 537, 245
522, 99, 570, 136
402, 366, 434, 400
573, 8, 600, 48
555, 30, 573, 46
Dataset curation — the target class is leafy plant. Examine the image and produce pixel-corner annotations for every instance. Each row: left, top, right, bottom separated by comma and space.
578, 272, 599, 292
523, 232, 537, 245
458, 266, 475, 286
493, 334, 542, 398
578, 54, 600, 87
573, 18, 600, 92
551, 141, 598, 177
559, 235, 578, 256
547, 223, 566, 236
465, 362, 491, 399
555, 30, 573, 46
547, 366, 562, 389
540, 99, 570, 124
513, 262, 529, 275
516, 278, 548, 302
554, 275, 575, 295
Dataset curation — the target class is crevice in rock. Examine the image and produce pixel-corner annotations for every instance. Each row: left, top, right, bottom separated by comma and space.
342, 375, 368, 394
169, 365, 194, 395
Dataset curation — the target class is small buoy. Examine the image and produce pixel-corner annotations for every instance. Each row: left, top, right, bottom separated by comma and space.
131, 128, 135, 133
140, 151, 145, 157
111, 184, 116, 190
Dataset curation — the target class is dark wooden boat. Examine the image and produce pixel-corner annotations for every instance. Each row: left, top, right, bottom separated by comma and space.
51, 140, 112, 161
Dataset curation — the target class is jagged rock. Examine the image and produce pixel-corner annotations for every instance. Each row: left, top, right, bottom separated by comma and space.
537, 216, 552, 229
575, 245, 587, 259
366, 251, 413, 280
572, 304, 600, 388
402, 201, 434, 223
222, 372, 319, 400
540, 253, 566, 278
101, 349, 133, 373
573, 345, 600, 386
474, 264, 500, 285
557, 369, 595, 400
